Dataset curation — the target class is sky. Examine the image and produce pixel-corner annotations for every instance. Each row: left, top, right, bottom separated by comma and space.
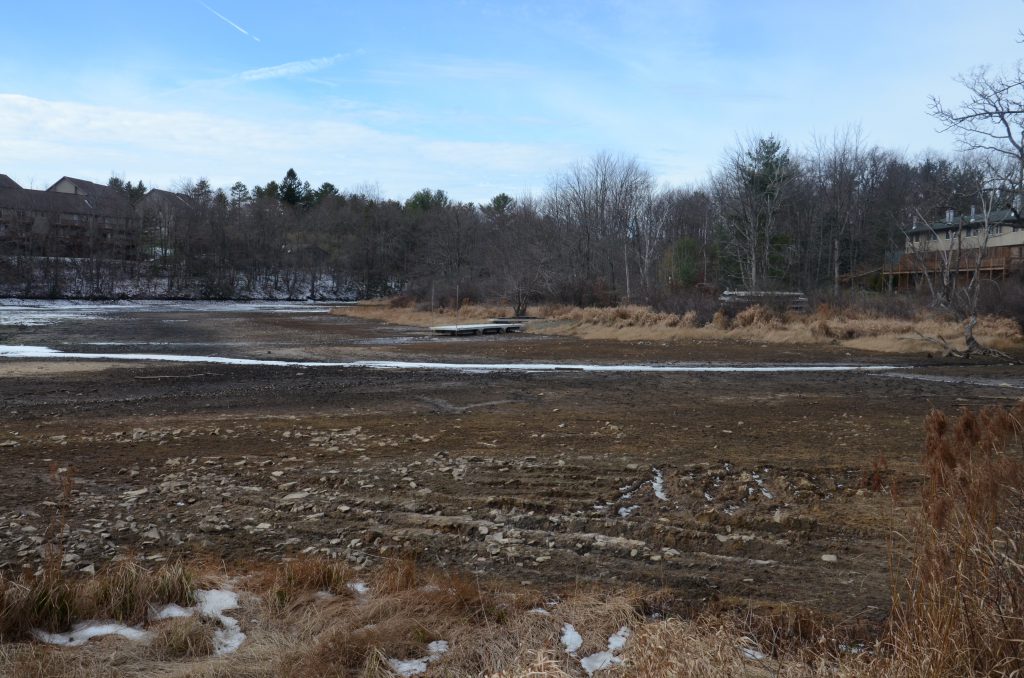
1, 1, 1021, 203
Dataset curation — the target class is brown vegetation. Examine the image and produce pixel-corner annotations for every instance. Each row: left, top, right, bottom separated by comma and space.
333, 299, 1023, 354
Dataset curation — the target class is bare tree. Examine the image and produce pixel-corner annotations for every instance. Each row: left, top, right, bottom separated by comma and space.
930, 62, 1024, 196
909, 185, 1011, 358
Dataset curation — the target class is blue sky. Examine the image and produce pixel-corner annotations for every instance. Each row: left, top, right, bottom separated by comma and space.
1, 1, 1020, 202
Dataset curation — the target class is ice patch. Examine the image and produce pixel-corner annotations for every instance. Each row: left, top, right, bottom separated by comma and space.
32, 622, 149, 646
741, 645, 766, 660
195, 589, 246, 655
617, 505, 639, 518
607, 627, 630, 652
0, 344, 904, 375
0, 300, 330, 327
561, 623, 583, 654
651, 468, 667, 501
387, 640, 449, 676
580, 651, 621, 674
579, 627, 631, 675
152, 602, 193, 620
32, 589, 244, 653
347, 581, 369, 595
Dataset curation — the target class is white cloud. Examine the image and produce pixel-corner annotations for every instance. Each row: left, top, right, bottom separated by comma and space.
0, 93, 571, 202
239, 55, 347, 82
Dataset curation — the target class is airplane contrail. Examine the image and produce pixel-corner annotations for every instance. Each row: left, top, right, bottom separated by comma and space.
200, 2, 261, 42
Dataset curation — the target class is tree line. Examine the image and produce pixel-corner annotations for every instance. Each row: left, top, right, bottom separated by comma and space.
5, 56, 1022, 308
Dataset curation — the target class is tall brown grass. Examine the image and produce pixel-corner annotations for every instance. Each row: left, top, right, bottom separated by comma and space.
331, 298, 1022, 353
885, 404, 1024, 677
0, 558, 196, 640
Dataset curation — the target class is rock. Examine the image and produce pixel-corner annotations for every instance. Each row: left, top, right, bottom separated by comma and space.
254, 522, 271, 530
281, 492, 310, 504
821, 554, 838, 563
141, 528, 161, 541
123, 488, 148, 498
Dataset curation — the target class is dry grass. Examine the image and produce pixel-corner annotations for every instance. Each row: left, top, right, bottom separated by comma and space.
332, 299, 1022, 354
331, 300, 510, 328
536, 303, 1021, 353
885, 403, 1024, 677
0, 558, 196, 640
148, 615, 218, 660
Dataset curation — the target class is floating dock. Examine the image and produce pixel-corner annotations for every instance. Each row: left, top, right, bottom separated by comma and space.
430, 323, 523, 336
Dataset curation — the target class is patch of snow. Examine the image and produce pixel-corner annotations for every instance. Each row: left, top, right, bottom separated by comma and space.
387, 639, 449, 676
579, 627, 631, 675
580, 651, 621, 674
740, 645, 766, 660
561, 623, 583, 654
618, 505, 639, 518
347, 581, 369, 595
32, 622, 149, 646
0, 344, 905, 374
651, 468, 668, 501
607, 627, 631, 652
389, 658, 429, 676
195, 589, 246, 655
529, 607, 551, 615
152, 603, 193, 620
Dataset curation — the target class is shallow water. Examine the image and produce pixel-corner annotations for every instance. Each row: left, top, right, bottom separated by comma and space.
0, 299, 330, 326
0, 344, 903, 373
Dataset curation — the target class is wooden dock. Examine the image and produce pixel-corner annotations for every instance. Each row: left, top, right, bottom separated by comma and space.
430, 323, 523, 336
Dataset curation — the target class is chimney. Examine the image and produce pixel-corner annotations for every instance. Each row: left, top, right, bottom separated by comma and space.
970, 205, 976, 221
945, 209, 955, 224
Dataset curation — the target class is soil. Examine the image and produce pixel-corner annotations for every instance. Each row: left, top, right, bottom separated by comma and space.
3, 305, 1024, 630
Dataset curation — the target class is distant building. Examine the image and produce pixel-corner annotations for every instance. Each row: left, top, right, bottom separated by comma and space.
883, 205, 1024, 290
0, 174, 138, 258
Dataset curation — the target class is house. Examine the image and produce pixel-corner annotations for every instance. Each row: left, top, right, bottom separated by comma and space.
883, 205, 1024, 291
0, 174, 138, 258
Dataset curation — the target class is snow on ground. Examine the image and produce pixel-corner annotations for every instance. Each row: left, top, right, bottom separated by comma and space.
32, 623, 149, 647
387, 640, 449, 677
0, 344, 902, 374
562, 625, 632, 675
651, 468, 668, 501
561, 623, 583, 654
195, 589, 246, 655
347, 581, 369, 595
32, 588, 246, 655
151, 603, 192, 620
0, 300, 331, 327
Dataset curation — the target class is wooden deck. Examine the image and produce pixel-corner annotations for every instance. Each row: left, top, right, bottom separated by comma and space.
430, 323, 523, 336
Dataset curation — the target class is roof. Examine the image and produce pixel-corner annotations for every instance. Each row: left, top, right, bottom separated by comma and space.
46, 176, 123, 200
142, 188, 191, 206
0, 185, 132, 217
906, 207, 1022, 235
0, 174, 21, 190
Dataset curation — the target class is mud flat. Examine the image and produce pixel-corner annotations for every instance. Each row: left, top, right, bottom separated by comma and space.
2, 302, 1023, 627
